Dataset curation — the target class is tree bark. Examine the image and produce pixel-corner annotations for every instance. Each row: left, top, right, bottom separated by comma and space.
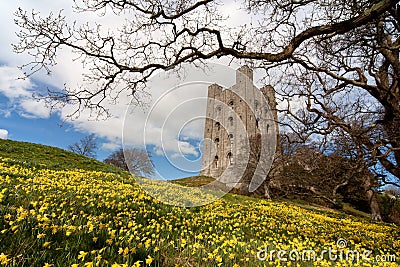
264, 183, 272, 200
363, 176, 382, 221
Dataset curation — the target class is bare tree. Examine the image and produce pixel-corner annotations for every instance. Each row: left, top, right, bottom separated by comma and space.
272, 133, 382, 220
13, 0, 400, 183
104, 148, 154, 177
68, 134, 97, 158
104, 148, 126, 170
384, 185, 400, 198
328, 129, 383, 220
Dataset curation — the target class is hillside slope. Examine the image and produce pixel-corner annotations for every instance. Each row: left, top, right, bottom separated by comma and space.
0, 140, 399, 266
0, 139, 126, 174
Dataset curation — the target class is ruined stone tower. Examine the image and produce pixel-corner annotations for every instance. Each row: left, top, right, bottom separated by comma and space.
200, 66, 278, 190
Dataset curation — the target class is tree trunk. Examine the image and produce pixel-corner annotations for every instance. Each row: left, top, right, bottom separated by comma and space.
367, 189, 382, 221
264, 183, 271, 200
363, 175, 382, 221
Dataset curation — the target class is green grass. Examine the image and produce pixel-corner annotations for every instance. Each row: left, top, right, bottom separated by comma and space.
172, 176, 216, 187
0, 139, 127, 175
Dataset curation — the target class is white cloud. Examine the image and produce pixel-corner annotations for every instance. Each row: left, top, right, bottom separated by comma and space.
153, 147, 165, 156
101, 141, 121, 151
19, 98, 51, 119
0, 66, 50, 119
0, 66, 33, 99
0, 129, 8, 139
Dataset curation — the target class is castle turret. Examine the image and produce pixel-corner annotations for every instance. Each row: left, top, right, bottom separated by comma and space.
236, 65, 253, 83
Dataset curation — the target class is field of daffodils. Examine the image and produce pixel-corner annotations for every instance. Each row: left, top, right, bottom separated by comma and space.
0, 154, 399, 266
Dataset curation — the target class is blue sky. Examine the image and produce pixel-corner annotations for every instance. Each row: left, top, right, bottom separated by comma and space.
0, 69, 118, 160
1, 1, 394, 187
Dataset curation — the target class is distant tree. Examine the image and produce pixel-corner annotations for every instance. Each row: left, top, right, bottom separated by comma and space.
104, 149, 126, 170
385, 186, 400, 198
68, 134, 97, 158
104, 148, 154, 177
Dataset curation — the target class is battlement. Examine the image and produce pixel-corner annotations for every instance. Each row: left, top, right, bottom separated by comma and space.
207, 83, 223, 98
236, 65, 253, 84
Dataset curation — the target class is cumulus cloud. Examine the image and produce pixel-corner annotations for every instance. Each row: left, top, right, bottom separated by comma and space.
19, 98, 51, 119
0, 129, 8, 139
0, 66, 33, 99
0, 66, 51, 119
101, 141, 121, 151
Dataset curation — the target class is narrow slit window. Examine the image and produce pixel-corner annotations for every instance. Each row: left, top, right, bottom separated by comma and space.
228, 116, 233, 127
215, 122, 221, 130
214, 137, 220, 148
227, 152, 233, 165
214, 156, 219, 168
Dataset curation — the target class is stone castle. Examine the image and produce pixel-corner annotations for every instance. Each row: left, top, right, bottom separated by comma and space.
200, 66, 278, 190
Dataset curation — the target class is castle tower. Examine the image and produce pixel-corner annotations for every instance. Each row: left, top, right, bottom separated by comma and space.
200, 66, 278, 190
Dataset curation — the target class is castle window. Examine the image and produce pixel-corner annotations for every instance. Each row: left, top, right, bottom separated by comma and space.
214, 156, 219, 168
227, 152, 233, 165
228, 100, 234, 106
228, 116, 233, 127
214, 137, 220, 148
228, 133, 233, 139
266, 124, 269, 133
216, 106, 222, 114
215, 122, 220, 130
256, 118, 259, 129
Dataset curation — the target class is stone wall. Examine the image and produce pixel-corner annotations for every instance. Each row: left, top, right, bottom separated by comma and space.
200, 66, 278, 191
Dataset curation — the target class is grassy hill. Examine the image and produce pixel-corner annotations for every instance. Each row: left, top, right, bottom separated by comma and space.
172, 176, 216, 187
0, 139, 399, 266
0, 139, 126, 174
